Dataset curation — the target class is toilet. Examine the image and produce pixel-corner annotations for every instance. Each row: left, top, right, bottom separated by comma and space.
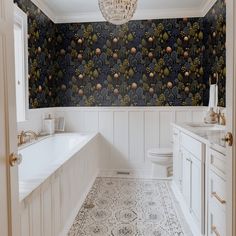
147, 148, 173, 178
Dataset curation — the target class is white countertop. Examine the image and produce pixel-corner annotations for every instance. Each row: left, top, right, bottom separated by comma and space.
172, 123, 227, 153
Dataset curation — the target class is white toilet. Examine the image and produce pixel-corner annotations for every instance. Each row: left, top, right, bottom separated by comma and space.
147, 148, 173, 178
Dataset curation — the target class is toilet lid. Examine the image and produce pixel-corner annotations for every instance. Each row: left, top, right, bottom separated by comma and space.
148, 148, 172, 156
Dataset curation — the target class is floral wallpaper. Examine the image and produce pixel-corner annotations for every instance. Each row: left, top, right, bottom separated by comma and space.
14, 0, 226, 108
55, 19, 206, 106
204, 0, 226, 107
14, 0, 58, 108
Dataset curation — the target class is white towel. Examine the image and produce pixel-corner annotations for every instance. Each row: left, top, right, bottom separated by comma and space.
215, 84, 218, 107
208, 84, 218, 108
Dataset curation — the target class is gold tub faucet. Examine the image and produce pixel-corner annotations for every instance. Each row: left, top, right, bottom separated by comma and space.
18, 130, 38, 146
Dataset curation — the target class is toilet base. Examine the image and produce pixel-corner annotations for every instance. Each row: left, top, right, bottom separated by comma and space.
151, 164, 170, 178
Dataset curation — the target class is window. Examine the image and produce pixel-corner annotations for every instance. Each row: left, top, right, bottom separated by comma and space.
14, 5, 28, 122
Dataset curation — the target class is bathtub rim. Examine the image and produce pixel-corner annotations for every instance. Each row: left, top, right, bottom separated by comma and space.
19, 132, 99, 202
17, 132, 95, 151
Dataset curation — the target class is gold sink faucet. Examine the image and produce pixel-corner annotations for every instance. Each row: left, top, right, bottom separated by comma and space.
18, 130, 38, 146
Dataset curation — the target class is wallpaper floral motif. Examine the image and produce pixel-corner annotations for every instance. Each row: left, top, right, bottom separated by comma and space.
14, 0, 58, 108
55, 19, 206, 106
204, 0, 226, 107
14, 0, 226, 108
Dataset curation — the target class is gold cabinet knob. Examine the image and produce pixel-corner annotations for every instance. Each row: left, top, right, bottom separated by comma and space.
9, 152, 22, 167
222, 132, 233, 146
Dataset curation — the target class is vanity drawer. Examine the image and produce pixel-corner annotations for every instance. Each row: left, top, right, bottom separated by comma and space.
209, 170, 226, 211
209, 201, 226, 236
209, 148, 226, 178
180, 133, 203, 160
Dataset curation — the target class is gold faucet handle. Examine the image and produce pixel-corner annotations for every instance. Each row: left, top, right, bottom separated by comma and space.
17, 134, 21, 146
18, 131, 27, 145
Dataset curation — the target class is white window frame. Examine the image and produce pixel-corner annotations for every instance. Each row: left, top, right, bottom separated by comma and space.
14, 4, 29, 122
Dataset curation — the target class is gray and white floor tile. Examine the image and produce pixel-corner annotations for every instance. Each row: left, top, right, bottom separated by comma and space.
68, 177, 192, 236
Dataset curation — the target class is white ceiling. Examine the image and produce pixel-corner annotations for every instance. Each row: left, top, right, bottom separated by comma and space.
31, 0, 217, 23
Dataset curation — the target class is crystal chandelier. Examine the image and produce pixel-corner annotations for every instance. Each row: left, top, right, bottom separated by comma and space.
98, 0, 138, 25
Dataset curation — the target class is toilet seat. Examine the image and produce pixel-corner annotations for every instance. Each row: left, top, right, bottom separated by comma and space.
148, 148, 172, 157
147, 148, 173, 167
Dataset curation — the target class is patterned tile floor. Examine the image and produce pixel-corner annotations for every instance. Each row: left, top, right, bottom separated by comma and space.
68, 177, 192, 236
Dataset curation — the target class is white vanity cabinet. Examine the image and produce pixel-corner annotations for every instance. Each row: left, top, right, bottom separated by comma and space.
172, 126, 205, 236
172, 123, 227, 236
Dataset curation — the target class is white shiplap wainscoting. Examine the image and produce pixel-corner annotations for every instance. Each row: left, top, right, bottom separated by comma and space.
54, 106, 207, 178
20, 135, 100, 236
18, 106, 207, 236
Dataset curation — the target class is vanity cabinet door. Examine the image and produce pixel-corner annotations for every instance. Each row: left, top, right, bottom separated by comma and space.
191, 155, 203, 231
182, 148, 204, 234
182, 149, 191, 208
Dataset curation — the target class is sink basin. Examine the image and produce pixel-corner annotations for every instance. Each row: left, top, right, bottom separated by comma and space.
185, 123, 225, 131
187, 123, 214, 128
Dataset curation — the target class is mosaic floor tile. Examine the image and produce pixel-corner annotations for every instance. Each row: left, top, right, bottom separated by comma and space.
68, 177, 192, 236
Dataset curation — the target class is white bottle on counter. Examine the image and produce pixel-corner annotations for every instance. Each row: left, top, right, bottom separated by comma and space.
43, 114, 55, 135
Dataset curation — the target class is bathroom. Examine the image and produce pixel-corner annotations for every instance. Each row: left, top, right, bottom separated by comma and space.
0, 0, 235, 235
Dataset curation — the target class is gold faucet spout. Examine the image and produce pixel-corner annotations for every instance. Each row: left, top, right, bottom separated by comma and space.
24, 130, 38, 140
18, 130, 38, 146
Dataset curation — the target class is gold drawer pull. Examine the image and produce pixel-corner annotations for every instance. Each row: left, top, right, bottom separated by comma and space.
212, 225, 221, 236
211, 192, 226, 204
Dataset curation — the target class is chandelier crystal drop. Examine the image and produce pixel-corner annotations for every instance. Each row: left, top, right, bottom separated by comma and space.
98, 0, 138, 25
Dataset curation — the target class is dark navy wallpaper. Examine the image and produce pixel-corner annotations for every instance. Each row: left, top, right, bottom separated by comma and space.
14, 0, 226, 108
204, 0, 226, 107
55, 19, 206, 106
15, 0, 58, 108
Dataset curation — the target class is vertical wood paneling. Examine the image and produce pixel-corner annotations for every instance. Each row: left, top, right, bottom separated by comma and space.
75, 155, 83, 197
55, 108, 207, 167
20, 205, 30, 236
98, 112, 113, 168
145, 111, 160, 159
30, 195, 41, 236
160, 111, 174, 147
175, 110, 192, 123
129, 111, 144, 163
63, 111, 83, 132
98, 111, 113, 142
42, 185, 52, 236
61, 169, 70, 226
52, 176, 61, 236
20, 136, 100, 236
83, 111, 99, 132
113, 111, 129, 167
192, 110, 206, 122
69, 160, 76, 206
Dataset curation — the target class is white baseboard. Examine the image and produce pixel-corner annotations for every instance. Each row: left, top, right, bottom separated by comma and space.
59, 169, 99, 236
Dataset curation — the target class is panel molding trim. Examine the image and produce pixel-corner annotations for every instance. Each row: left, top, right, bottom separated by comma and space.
30, 0, 217, 24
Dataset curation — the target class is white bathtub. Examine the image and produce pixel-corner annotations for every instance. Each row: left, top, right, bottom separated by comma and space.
18, 133, 97, 200
19, 132, 100, 236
